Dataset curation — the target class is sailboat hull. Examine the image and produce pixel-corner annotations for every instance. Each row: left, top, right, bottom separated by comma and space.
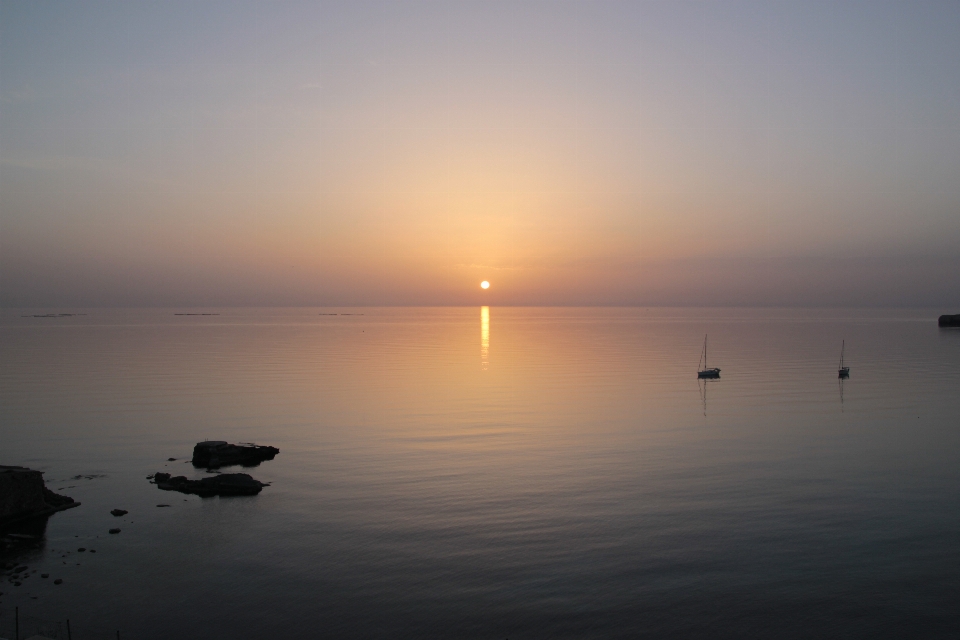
838, 341, 849, 378
697, 335, 720, 379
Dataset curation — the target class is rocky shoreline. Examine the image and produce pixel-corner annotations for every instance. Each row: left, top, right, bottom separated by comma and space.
1, 442, 278, 615
0, 466, 79, 530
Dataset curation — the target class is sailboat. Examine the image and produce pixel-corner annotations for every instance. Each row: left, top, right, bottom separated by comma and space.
838, 340, 850, 378
697, 334, 721, 379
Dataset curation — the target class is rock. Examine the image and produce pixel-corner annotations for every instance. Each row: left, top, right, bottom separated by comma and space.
110, 509, 128, 517
41, 573, 48, 578
78, 548, 85, 552
152, 472, 268, 497
168, 457, 177, 461
15, 566, 27, 572
191, 441, 279, 469
938, 314, 960, 327
54, 578, 62, 585
108, 528, 120, 534
156, 504, 170, 507
0, 466, 80, 527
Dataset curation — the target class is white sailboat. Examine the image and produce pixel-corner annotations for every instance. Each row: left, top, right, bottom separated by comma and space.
697, 334, 721, 379
838, 340, 850, 378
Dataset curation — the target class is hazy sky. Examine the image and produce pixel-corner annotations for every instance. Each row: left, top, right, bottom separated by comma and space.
2, 1, 958, 307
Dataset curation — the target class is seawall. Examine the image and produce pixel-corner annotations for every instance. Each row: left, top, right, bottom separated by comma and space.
938, 314, 960, 327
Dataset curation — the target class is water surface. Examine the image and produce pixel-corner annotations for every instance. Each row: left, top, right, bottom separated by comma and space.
2, 307, 958, 638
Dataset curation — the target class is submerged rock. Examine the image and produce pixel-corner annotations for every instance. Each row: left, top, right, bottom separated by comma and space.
110, 509, 128, 517
191, 441, 279, 469
0, 466, 80, 528
152, 472, 268, 497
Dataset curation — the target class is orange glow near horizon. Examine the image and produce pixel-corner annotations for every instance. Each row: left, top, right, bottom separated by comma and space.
3, 3, 958, 309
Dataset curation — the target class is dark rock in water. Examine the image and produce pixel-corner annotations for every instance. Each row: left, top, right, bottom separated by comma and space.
78, 548, 85, 552
156, 504, 170, 507
0, 466, 80, 528
152, 472, 268, 497
938, 314, 960, 327
109, 528, 120, 534
167, 457, 177, 461
54, 578, 62, 585
191, 441, 279, 469
41, 573, 48, 578
110, 509, 128, 517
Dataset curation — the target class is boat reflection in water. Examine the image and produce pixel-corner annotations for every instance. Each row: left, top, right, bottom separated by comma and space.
698, 377, 714, 416
480, 306, 490, 370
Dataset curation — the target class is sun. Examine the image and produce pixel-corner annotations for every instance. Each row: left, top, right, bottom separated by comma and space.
480, 281, 490, 290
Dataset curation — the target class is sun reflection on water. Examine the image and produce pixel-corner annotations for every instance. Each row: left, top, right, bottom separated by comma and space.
480, 306, 489, 370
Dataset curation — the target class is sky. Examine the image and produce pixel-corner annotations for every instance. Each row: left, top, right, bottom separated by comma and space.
1, 0, 959, 307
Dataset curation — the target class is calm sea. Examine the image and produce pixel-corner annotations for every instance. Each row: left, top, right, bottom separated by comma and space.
1, 307, 959, 639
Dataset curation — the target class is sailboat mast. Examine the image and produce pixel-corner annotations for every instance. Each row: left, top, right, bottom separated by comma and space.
696, 333, 720, 378
840, 340, 844, 369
